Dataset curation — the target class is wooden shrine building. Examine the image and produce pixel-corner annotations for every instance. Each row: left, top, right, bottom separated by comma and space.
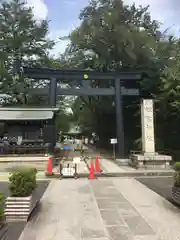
0, 107, 58, 154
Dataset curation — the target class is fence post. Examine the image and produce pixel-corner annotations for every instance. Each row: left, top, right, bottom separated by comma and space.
74, 163, 78, 179
59, 163, 63, 179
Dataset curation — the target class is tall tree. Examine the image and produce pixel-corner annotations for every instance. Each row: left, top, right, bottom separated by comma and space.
0, 0, 54, 104
62, 0, 179, 152
63, 0, 160, 149
68, 0, 160, 70
156, 43, 180, 152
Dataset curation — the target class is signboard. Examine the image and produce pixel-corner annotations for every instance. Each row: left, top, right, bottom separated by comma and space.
62, 167, 75, 176
17, 136, 22, 145
73, 157, 81, 163
110, 138, 117, 144
141, 99, 155, 153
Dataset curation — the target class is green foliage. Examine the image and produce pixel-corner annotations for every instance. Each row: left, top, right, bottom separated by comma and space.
172, 163, 180, 187
174, 172, 180, 187
155, 50, 180, 151
1, 0, 180, 157
61, 0, 180, 153
0, 0, 54, 105
0, 192, 5, 217
68, 0, 159, 70
173, 162, 180, 171
62, 0, 163, 148
71, 97, 95, 133
56, 112, 72, 133
9, 168, 37, 197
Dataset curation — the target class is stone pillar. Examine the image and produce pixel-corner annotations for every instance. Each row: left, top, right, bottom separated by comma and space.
141, 99, 155, 154
130, 99, 172, 168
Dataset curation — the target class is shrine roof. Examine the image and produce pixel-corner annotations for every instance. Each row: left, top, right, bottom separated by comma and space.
0, 107, 59, 120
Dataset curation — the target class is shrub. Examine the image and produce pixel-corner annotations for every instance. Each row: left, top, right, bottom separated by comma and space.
173, 162, 180, 187
9, 168, 37, 197
173, 162, 180, 171
0, 193, 4, 217
174, 172, 180, 187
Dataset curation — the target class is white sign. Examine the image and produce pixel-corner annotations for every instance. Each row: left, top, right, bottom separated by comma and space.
73, 157, 81, 163
62, 167, 75, 176
17, 136, 22, 145
141, 99, 155, 153
110, 138, 117, 144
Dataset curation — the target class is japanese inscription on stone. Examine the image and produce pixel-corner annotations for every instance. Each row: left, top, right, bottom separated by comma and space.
141, 99, 155, 153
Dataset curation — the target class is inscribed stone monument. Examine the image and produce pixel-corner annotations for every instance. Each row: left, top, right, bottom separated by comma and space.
141, 99, 155, 153
130, 99, 172, 168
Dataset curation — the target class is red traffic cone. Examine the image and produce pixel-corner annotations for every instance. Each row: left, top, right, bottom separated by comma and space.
46, 156, 54, 176
88, 161, 95, 180
95, 156, 102, 173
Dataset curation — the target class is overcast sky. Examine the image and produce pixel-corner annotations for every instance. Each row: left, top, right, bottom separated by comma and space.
13, 0, 180, 56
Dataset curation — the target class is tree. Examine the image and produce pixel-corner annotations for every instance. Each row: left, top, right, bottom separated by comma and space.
156, 43, 180, 152
71, 97, 96, 134
0, 0, 54, 105
62, 0, 161, 149
60, 0, 180, 154
68, 0, 160, 69
0, 0, 83, 139
56, 112, 72, 133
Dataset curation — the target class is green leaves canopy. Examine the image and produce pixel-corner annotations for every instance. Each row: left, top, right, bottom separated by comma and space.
0, 0, 54, 104
62, 0, 180, 154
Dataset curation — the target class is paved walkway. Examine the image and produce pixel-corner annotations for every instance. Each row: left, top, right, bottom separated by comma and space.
92, 158, 173, 175
18, 178, 180, 240
100, 158, 126, 172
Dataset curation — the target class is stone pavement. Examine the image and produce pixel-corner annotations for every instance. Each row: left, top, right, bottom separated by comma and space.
100, 158, 127, 172
18, 178, 180, 240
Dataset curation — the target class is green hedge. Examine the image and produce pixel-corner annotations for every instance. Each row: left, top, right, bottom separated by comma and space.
173, 162, 180, 171
0, 192, 4, 217
173, 162, 180, 187
9, 168, 37, 197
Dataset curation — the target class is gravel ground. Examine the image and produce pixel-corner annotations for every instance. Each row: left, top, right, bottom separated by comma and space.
0, 180, 49, 240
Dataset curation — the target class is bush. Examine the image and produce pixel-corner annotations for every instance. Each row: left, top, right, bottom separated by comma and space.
9, 168, 37, 197
173, 162, 180, 171
173, 162, 180, 187
0, 193, 4, 217
174, 172, 180, 187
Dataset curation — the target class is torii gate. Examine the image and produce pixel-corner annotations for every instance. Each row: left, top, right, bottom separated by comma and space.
23, 67, 148, 157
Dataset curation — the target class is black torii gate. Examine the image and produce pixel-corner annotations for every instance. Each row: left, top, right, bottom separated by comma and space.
23, 67, 146, 157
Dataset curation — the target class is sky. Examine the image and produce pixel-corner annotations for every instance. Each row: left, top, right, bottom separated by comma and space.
25, 0, 180, 56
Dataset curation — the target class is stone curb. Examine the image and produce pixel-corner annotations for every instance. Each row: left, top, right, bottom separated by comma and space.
45, 170, 174, 179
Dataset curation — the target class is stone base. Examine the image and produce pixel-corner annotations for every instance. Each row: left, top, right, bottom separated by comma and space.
116, 159, 130, 166
130, 153, 172, 169
5, 196, 32, 222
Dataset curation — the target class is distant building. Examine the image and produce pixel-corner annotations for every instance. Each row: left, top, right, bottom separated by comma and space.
60, 125, 81, 138
0, 107, 59, 154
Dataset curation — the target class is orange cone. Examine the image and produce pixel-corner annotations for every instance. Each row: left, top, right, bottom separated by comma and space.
46, 156, 54, 175
88, 161, 95, 179
95, 156, 102, 173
